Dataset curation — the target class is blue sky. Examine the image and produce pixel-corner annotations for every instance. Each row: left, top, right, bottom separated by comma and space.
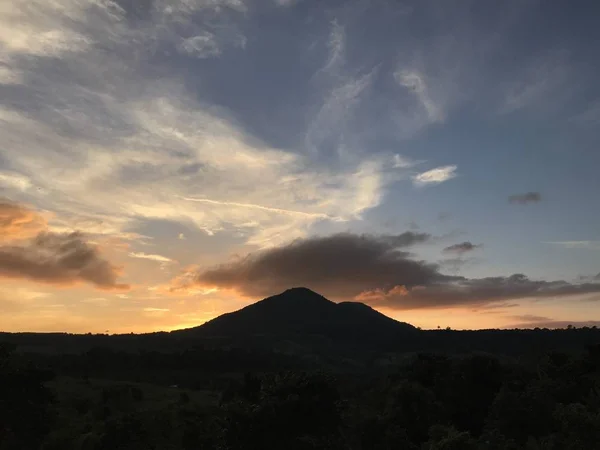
0, 0, 599, 332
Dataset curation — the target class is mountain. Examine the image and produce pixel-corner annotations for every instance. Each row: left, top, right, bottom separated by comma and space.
181, 287, 416, 346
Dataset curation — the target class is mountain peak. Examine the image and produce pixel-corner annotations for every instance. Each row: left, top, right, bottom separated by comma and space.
271, 287, 332, 305
188, 288, 416, 341
281, 287, 321, 296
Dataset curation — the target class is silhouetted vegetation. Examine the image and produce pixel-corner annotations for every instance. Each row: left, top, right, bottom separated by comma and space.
2, 289, 600, 448
2, 339, 600, 449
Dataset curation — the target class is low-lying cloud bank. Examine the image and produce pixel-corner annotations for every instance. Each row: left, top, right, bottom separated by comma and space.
170, 232, 600, 309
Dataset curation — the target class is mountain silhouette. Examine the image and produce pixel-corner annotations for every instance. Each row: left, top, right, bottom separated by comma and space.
182, 287, 416, 345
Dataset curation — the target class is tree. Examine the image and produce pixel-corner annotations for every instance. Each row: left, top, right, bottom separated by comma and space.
0, 343, 55, 449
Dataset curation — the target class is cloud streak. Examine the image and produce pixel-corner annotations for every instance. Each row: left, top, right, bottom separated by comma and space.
128, 252, 174, 263
546, 241, 600, 250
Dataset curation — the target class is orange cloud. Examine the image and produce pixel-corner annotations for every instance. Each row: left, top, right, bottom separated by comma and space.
0, 198, 47, 241
0, 200, 129, 291
0, 231, 129, 290
355, 285, 409, 303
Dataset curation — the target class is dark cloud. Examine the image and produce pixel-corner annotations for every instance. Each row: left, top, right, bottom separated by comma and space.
0, 199, 47, 241
170, 231, 600, 310
508, 192, 542, 204
0, 231, 129, 290
438, 257, 479, 274
359, 274, 600, 310
173, 232, 441, 298
442, 241, 482, 254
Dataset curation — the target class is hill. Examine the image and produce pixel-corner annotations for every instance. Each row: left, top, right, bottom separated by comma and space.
179, 287, 416, 345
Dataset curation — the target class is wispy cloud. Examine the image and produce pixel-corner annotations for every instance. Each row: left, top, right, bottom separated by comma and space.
412, 166, 457, 186
306, 68, 377, 156
0, 1, 393, 251
0, 172, 34, 191
178, 33, 221, 58
500, 52, 572, 114
323, 19, 345, 74
0, 198, 48, 241
182, 197, 336, 220
129, 252, 174, 263
395, 70, 444, 123
572, 100, 600, 125
545, 241, 600, 250
442, 241, 482, 254
393, 154, 420, 169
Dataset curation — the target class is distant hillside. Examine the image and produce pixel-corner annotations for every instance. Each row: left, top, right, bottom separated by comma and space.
177, 287, 416, 346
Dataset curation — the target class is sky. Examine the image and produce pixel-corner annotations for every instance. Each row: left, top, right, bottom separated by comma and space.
1, 0, 600, 333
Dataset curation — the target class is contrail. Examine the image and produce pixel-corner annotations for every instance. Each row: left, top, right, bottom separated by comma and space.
181, 196, 336, 220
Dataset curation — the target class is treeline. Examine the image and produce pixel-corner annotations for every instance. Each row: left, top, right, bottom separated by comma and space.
3, 326, 600, 357
2, 342, 600, 449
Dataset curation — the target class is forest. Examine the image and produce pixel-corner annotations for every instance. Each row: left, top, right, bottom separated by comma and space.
2, 328, 600, 450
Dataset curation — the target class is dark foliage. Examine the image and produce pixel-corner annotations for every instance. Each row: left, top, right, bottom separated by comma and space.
2, 289, 600, 449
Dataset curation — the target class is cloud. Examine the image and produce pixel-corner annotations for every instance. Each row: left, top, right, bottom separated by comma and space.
323, 19, 345, 74
0, 199, 47, 241
395, 70, 444, 123
412, 166, 457, 186
178, 33, 221, 58
508, 192, 541, 204
500, 52, 571, 114
144, 307, 170, 313
167, 232, 438, 298
305, 68, 377, 156
0, 231, 129, 290
167, 231, 600, 310
442, 241, 482, 254
0, 0, 469, 257
572, 100, 600, 125
0, 172, 33, 191
274, 0, 301, 6
128, 252, 174, 263
360, 274, 600, 310
545, 241, 600, 250
437, 212, 452, 222
0, 0, 400, 252
393, 154, 419, 169
182, 197, 336, 220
